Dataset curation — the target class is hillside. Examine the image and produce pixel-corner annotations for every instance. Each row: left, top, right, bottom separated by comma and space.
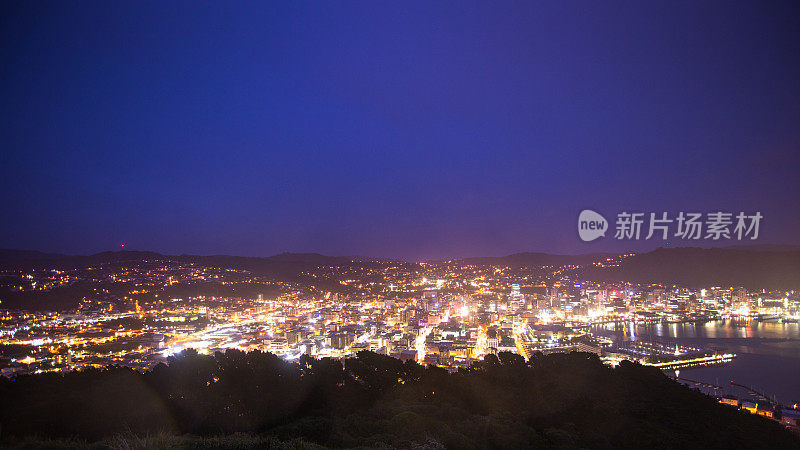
0, 249, 354, 274
582, 247, 800, 289
456, 247, 800, 289
458, 252, 612, 267
2, 247, 799, 302
0, 350, 797, 448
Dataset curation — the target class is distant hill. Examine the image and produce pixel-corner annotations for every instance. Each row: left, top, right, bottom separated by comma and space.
262, 252, 351, 263
582, 247, 800, 289
2, 247, 798, 289
0, 249, 169, 269
0, 249, 364, 278
0, 249, 69, 262
457, 252, 613, 267
175, 253, 356, 278
0, 250, 364, 310
724, 244, 800, 252
86, 250, 167, 262
449, 247, 800, 289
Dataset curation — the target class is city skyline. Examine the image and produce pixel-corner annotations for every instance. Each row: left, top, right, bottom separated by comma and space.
2, 2, 800, 446
2, 244, 798, 418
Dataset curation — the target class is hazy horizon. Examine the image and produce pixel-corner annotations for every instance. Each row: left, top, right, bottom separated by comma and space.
3, 242, 799, 263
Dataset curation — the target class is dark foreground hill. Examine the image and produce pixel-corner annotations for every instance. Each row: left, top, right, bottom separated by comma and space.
1, 351, 797, 449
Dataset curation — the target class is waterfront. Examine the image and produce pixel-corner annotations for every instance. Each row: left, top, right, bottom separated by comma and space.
594, 320, 800, 404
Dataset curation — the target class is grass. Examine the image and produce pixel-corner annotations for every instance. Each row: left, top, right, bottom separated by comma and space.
0, 432, 328, 450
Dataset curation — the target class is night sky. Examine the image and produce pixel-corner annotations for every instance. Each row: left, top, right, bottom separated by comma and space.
2, 1, 799, 260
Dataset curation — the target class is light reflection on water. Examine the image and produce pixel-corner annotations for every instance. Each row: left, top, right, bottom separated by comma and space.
594, 320, 799, 353
592, 320, 800, 404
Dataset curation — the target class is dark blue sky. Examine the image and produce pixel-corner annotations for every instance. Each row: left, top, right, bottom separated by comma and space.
2, 1, 799, 260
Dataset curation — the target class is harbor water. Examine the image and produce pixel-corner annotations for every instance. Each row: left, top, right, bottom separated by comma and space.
592, 320, 800, 405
